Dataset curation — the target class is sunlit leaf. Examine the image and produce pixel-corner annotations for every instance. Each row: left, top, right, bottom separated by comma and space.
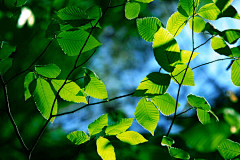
133, 72, 171, 97
218, 139, 240, 159
82, 5, 102, 30
105, 118, 134, 136
166, 12, 188, 37
57, 30, 101, 56
221, 29, 240, 44
84, 68, 108, 100
0, 58, 12, 75
97, 137, 116, 160
134, 98, 159, 135
231, 60, 240, 86
187, 94, 211, 111
212, 0, 233, 11
161, 136, 175, 147
231, 46, 240, 58
220, 5, 240, 20
189, 16, 206, 33
178, 0, 199, 16
151, 93, 180, 116
204, 22, 221, 35
153, 27, 181, 72
136, 17, 162, 42
67, 131, 89, 145
211, 37, 231, 56
125, 2, 140, 20
24, 72, 35, 101
116, 131, 148, 145
0, 42, 16, 59
179, 50, 199, 64
133, 0, 153, 3
171, 64, 195, 86
88, 114, 108, 136
198, 3, 221, 20
57, 6, 86, 20
33, 78, 57, 123
169, 147, 190, 160
197, 109, 211, 124
35, 64, 61, 78
51, 80, 87, 103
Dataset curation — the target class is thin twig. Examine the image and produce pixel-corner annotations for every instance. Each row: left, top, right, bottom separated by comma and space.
53, 92, 134, 117
167, 2, 196, 136
5, 40, 53, 85
194, 36, 214, 51
65, 77, 84, 84
0, 76, 29, 152
176, 108, 193, 117
108, 3, 125, 9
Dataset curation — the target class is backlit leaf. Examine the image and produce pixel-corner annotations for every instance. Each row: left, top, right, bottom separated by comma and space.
134, 98, 159, 135
220, 5, 240, 20
82, 5, 102, 30
35, 64, 61, 78
125, 2, 140, 20
153, 27, 181, 72
133, 0, 153, 3
171, 64, 195, 86
221, 29, 240, 44
179, 50, 199, 64
57, 30, 101, 56
197, 109, 211, 124
218, 139, 240, 159
204, 22, 221, 35
105, 118, 134, 136
136, 17, 162, 42
187, 94, 211, 111
51, 80, 87, 103
161, 136, 175, 147
198, 3, 221, 20
116, 131, 148, 145
212, 0, 233, 11
169, 147, 190, 160
231, 60, 240, 86
24, 72, 35, 101
57, 6, 86, 20
97, 137, 116, 160
133, 72, 171, 97
211, 37, 231, 56
67, 131, 89, 145
33, 78, 57, 123
0, 58, 12, 75
84, 68, 108, 100
189, 16, 206, 33
178, 0, 199, 16
151, 93, 180, 116
166, 12, 188, 37
88, 114, 108, 136
231, 46, 240, 58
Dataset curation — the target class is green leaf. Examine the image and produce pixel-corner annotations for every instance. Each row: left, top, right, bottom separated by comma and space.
136, 17, 162, 42
24, 72, 35, 101
45, 20, 60, 39
197, 109, 211, 124
221, 29, 240, 44
105, 118, 134, 136
166, 12, 188, 37
0, 58, 12, 75
204, 22, 221, 35
211, 37, 232, 56
212, 0, 233, 11
189, 16, 206, 33
198, 3, 221, 20
153, 27, 181, 72
51, 80, 87, 103
67, 131, 89, 145
218, 139, 240, 159
57, 30, 101, 56
133, 0, 153, 3
187, 94, 211, 111
231, 46, 240, 58
125, 2, 140, 20
179, 50, 199, 64
83, 5, 102, 29
134, 98, 159, 135
35, 64, 61, 78
151, 93, 180, 116
209, 110, 219, 122
171, 64, 195, 86
133, 72, 171, 97
0, 42, 16, 59
97, 137, 116, 160
231, 60, 240, 86
33, 78, 57, 123
223, 108, 240, 133
116, 131, 148, 145
169, 147, 190, 160
220, 5, 240, 20
84, 68, 108, 100
161, 136, 175, 147
178, 0, 199, 16
88, 114, 108, 136
57, 6, 86, 20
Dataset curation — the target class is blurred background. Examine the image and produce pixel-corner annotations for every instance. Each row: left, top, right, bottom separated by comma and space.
1, 0, 240, 159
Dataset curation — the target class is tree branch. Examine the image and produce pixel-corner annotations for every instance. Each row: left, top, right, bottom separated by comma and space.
0, 76, 29, 152
176, 108, 193, 117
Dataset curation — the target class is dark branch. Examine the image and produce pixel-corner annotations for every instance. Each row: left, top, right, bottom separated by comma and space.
176, 108, 193, 117
194, 36, 214, 50
108, 3, 125, 9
